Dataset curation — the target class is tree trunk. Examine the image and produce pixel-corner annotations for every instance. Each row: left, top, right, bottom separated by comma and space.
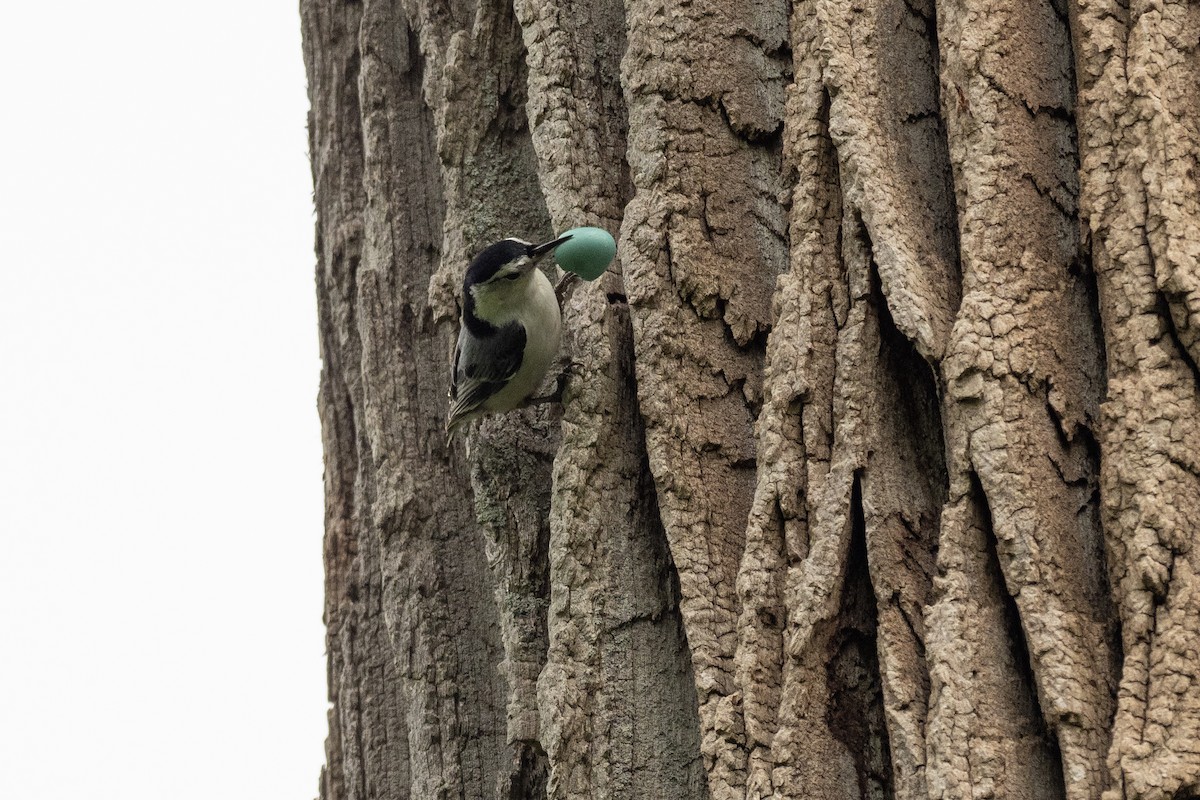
300, 0, 1200, 796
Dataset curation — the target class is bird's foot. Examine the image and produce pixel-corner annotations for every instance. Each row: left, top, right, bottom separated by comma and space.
554, 271, 580, 308
522, 360, 582, 407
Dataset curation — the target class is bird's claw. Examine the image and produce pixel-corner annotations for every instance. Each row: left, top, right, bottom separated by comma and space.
522, 360, 581, 408
554, 271, 581, 308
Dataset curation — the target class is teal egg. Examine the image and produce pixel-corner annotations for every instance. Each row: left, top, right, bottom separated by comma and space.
553, 227, 616, 280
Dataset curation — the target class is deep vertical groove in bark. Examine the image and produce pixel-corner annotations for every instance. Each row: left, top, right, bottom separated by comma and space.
781, 0, 961, 787
769, 204, 879, 799
825, 477, 894, 800
861, 262, 946, 800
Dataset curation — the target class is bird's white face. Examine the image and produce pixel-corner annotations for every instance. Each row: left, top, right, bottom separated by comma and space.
469, 256, 537, 322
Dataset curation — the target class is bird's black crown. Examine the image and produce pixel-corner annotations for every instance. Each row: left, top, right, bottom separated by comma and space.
463, 239, 529, 289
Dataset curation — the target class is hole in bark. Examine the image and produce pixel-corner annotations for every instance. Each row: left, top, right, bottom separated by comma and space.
825, 475, 894, 800
505, 739, 549, 800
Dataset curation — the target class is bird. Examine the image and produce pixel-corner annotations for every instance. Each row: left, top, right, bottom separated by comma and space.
446, 234, 573, 434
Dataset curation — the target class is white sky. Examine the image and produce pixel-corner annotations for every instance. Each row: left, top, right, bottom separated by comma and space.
1, 4, 327, 798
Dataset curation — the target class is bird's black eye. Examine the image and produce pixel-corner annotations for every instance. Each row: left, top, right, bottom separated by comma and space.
502, 272, 521, 280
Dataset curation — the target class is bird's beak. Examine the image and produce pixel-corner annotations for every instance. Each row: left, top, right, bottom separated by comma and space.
528, 234, 573, 260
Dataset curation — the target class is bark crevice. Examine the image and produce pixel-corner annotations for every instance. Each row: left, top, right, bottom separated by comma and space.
824, 476, 894, 800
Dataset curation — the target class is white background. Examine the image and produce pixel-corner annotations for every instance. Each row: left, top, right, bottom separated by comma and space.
0, 4, 326, 798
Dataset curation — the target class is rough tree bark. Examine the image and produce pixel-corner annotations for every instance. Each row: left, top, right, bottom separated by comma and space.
301, 0, 1200, 796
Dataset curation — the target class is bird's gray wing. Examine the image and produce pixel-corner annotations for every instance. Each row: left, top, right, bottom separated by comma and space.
447, 321, 527, 428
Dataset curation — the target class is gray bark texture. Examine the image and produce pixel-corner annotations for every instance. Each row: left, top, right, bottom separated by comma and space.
300, 0, 1200, 796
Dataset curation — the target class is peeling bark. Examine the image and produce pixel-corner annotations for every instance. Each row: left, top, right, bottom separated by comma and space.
303, 0, 1200, 796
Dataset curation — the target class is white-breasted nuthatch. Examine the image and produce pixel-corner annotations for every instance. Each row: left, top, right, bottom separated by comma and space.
446, 235, 573, 433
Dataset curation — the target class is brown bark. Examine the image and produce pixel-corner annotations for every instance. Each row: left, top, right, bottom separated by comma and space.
302, 0, 1200, 796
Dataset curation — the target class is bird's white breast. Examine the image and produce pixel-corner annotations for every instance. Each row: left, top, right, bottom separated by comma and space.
481, 269, 561, 412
